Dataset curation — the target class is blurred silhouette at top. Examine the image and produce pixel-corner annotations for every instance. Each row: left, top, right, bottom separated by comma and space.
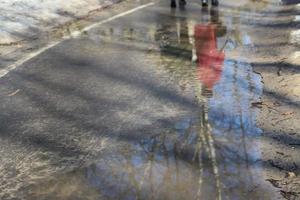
194, 8, 226, 97
171, 0, 219, 8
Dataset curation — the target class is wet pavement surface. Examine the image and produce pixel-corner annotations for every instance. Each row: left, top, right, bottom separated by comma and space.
0, 0, 299, 199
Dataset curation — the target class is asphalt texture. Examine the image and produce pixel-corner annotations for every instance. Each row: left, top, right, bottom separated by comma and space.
0, 0, 299, 199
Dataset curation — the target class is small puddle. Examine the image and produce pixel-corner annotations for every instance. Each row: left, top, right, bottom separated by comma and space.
25, 3, 274, 200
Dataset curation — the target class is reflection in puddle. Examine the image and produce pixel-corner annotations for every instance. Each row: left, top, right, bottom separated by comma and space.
28, 4, 271, 200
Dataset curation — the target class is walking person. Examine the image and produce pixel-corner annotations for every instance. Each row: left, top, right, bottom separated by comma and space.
202, 0, 219, 7
171, 0, 219, 8
171, 0, 186, 8
194, 7, 227, 92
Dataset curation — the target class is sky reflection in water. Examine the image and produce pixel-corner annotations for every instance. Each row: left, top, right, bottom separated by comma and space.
29, 4, 269, 200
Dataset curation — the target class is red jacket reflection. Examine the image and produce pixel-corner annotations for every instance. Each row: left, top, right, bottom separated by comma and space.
195, 24, 224, 90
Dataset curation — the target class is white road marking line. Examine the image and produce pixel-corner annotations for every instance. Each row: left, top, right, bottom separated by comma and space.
83, 2, 155, 32
0, 2, 155, 79
0, 41, 61, 78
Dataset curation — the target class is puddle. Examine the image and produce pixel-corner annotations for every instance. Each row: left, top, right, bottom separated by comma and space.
24, 3, 274, 200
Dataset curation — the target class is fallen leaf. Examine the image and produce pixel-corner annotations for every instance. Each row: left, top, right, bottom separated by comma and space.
251, 101, 263, 108
251, 101, 281, 112
266, 179, 282, 188
286, 172, 296, 178
7, 89, 20, 97
280, 190, 298, 199
275, 117, 293, 124
282, 112, 295, 116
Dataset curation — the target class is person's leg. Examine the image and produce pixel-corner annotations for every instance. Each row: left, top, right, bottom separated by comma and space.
171, 0, 177, 8
179, 0, 186, 6
187, 20, 197, 62
212, 0, 219, 6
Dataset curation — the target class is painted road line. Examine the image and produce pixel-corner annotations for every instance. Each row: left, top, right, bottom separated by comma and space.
0, 2, 155, 79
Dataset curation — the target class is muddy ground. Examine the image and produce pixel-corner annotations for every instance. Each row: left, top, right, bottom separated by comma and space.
249, 1, 300, 199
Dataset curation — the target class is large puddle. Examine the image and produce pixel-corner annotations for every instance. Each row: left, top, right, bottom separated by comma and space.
24, 2, 275, 200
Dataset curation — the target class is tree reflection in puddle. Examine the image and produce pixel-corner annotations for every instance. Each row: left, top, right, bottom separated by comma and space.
27, 4, 273, 200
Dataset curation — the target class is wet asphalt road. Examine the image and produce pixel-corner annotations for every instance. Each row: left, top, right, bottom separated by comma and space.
0, 0, 298, 199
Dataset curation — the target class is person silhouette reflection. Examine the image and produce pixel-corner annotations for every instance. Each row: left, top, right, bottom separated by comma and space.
155, 10, 194, 62
171, 0, 219, 8
194, 8, 226, 97
154, 6, 226, 97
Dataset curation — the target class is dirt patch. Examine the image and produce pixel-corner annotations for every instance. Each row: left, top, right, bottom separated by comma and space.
250, 1, 300, 199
